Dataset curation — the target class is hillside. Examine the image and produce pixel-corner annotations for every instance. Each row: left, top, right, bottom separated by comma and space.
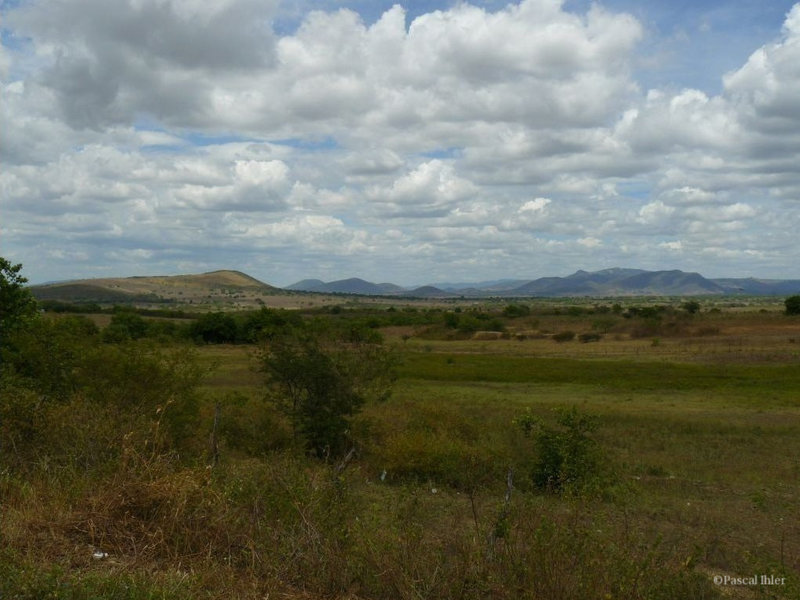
30, 270, 282, 307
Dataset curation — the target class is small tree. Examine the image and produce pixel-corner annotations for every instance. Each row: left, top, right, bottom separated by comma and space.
259, 326, 395, 458
517, 406, 602, 494
682, 300, 701, 315
785, 295, 800, 316
190, 311, 239, 343
102, 309, 149, 342
0, 258, 38, 344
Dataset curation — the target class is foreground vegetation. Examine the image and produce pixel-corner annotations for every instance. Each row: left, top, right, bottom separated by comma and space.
2, 259, 800, 599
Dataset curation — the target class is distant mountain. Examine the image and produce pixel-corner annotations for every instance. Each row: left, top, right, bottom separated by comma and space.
282, 269, 800, 298
510, 269, 724, 297
376, 282, 407, 294
430, 278, 530, 292
31, 270, 279, 305
321, 278, 396, 294
405, 285, 451, 298
617, 270, 724, 295
711, 277, 800, 295
286, 278, 408, 295
36, 268, 799, 305
285, 279, 327, 292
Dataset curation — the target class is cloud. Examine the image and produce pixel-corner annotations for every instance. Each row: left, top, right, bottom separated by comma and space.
3, 1, 800, 284
724, 3, 800, 135
9, 0, 277, 128
366, 160, 479, 217
175, 159, 291, 211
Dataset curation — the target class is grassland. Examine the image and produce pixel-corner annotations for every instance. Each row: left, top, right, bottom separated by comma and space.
2, 301, 799, 598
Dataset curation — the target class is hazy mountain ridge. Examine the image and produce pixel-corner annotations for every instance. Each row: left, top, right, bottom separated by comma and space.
288, 269, 800, 297
29, 268, 800, 305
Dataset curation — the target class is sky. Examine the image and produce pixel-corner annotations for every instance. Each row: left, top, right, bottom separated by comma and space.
2, 0, 800, 287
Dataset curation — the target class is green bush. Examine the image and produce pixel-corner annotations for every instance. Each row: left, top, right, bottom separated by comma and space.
102, 309, 148, 342
1, 333, 205, 471
190, 311, 238, 343
218, 392, 293, 456
0, 257, 38, 342
520, 406, 603, 494
785, 295, 800, 315
259, 327, 396, 458
552, 331, 576, 342
503, 303, 530, 318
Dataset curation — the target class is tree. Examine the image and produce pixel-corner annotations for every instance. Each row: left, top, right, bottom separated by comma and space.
102, 309, 149, 342
190, 311, 239, 344
785, 295, 800, 316
517, 406, 602, 494
259, 326, 395, 458
682, 300, 701, 315
0, 257, 38, 343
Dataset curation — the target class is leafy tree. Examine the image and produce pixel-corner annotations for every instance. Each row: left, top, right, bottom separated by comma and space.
785, 295, 800, 316
0, 258, 38, 344
240, 307, 302, 342
682, 300, 701, 315
517, 406, 602, 494
503, 303, 530, 318
190, 311, 238, 343
443, 312, 460, 329
259, 326, 395, 458
102, 309, 149, 342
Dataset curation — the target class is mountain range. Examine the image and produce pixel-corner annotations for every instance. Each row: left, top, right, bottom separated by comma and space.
287, 268, 800, 297
29, 268, 800, 305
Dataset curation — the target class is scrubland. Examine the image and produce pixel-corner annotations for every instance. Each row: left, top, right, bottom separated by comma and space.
2, 299, 799, 599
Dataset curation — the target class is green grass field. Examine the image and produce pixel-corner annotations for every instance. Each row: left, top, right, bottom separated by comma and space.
178, 316, 800, 598
3, 304, 800, 598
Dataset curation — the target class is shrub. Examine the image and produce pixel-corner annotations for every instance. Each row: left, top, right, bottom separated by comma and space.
518, 406, 603, 494
259, 327, 396, 458
2, 325, 205, 467
190, 311, 239, 343
0, 257, 38, 342
785, 295, 800, 315
503, 303, 530, 318
103, 309, 148, 342
552, 331, 576, 342
578, 332, 602, 343
682, 300, 701, 314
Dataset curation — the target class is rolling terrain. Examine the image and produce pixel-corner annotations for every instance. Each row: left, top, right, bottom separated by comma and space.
29, 267, 800, 307
31, 270, 282, 307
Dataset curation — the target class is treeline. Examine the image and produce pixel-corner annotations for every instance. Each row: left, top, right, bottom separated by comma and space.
44, 301, 721, 345
39, 299, 192, 318
100, 306, 391, 344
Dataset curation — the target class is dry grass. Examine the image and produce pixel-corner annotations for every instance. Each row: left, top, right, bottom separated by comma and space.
3, 307, 800, 598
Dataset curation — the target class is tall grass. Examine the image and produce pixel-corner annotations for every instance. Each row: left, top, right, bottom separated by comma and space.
2, 314, 800, 598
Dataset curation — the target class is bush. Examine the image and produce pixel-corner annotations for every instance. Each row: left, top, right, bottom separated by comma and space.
518, 406, 603, 494
785, 295, 800, 315
1, 335, 205, 470
0, 257, 38, 342
578, 332, 602, 343
259, 326, 396, 458
103, 309, 148, 342
190, 311, 239, 343
682, 300, 701, 314
552, 331, 576, 342
503, 303, 530, 318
